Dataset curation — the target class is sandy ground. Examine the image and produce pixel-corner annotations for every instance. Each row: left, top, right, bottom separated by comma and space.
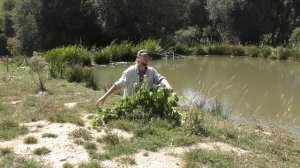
0, 118, 247, 168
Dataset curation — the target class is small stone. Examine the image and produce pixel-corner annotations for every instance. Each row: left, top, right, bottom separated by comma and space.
64, 103, 77, 109
60, 158, 67, 162
11, 101, 22, 105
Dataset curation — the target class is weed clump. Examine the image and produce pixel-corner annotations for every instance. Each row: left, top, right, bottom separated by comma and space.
33, 147, 51, 155
24, 136, 38, 144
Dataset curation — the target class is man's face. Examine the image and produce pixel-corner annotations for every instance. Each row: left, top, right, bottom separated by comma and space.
138, 53, 150, 66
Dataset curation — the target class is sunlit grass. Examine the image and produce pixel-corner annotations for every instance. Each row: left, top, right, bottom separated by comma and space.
0, 155, 46, 168
0, 120, 28, 141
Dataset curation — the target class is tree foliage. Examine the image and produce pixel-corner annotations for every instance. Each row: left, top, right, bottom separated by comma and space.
0, 0, 298, 55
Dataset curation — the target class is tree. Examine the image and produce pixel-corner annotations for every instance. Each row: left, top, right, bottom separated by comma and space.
94, 0, 188, 43
13, 0, 102, 54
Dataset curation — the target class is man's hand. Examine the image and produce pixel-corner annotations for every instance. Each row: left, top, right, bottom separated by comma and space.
166, 84, 174, 92
96, 96, 106, 105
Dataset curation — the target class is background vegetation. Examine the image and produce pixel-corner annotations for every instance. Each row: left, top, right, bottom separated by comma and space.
0, 0, 299, 57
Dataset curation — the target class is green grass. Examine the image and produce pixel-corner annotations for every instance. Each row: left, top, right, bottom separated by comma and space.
69, 128, 92, 141
48, 110, 84, 126
117, 156, 136, 165
84, 142, 97, 150
0, 154, 46, 168
24, 136, 38, 144
33, 147, 51, 155
0, 120, 29, 141
0, 147, 13, 156
184, 149, 238, 168
1, 59, 300, 167
42, 133, 58, 138
63, 162, 74, 168
78, 161, 102, 168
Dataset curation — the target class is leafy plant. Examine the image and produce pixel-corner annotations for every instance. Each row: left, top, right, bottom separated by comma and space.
29, 54, 49, 91
92, 79, 181, 126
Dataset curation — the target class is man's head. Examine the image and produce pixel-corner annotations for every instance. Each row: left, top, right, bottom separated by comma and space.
136, 49, 151, 66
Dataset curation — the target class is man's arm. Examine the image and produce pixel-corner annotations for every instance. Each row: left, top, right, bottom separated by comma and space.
96, 85, 118, 105
160, 78, 174, 92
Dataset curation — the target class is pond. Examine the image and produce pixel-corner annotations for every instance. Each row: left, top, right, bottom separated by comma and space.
95, 56, 300, 136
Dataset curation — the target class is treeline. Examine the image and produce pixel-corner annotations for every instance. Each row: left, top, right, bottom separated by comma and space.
0, 0, 300, 56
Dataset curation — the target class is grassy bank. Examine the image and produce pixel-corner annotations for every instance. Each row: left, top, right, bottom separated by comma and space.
1, 60, 300, 167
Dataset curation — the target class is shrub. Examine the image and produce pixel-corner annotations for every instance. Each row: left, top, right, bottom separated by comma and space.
92, 79, 181, 126
65, 65, 86, 83
173, 44, 192, 55
93, 50, 110, 65
245, 45, 260, 57
192, 45, 207, 55
134, 39, 162, 59
24, 136, 38, 144
289, 27, 300, 44
29, 54, 49, 91
43, 45, 91, 78
115, 41, 134, 61
245, 45, 272, 58
174, 26, 201, 47
272, 47, 296, 60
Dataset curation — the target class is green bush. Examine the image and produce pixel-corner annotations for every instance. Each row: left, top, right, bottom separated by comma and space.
43, 45, 91, 78
134, 39, 162, 59
192, 45, 207, 55
29, 55, 49, 91
205, 43, 245, 56
173, 44, 192, 55
245, 45, 260, 57
289, 27, 300, 44
245, 45, 272, 58
115, 41, 134, 61
92, 80, 181, 126
65, 65, 86, 83
92, 50, 110, 65
272, 47, 297, 60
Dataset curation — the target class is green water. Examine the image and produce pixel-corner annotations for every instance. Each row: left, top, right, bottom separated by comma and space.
95, 56, 300, 136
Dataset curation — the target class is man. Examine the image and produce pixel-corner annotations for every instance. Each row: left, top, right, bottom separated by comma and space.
96, 49, 173, 105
